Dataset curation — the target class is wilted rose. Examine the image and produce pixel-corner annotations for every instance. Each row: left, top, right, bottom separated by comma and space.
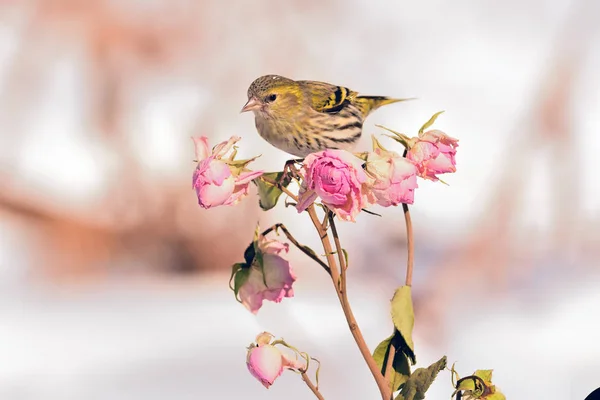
192, 136, 262, 208
365, 148, 418, 206
237, 237, 296, 314
246, 332, 307, 389
406, 130, 458, 181
296, 149, 373, 222
247, 344, 284, 388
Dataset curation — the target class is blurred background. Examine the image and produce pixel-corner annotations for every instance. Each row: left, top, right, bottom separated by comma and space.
1, 0, 599, 399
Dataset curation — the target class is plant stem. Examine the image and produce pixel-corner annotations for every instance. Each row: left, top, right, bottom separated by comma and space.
301, 372, 325, 400
306, 205, 391, 400
261, 224, 331, 275
402, 203, 414, 287
383, 341, 396, 388
259, 176, 298, 202
327, 213, 347, 293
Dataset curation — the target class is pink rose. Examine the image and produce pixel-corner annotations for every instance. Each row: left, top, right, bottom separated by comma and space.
246, 344, 284, 388
406, 130, 458, 181
296, 149, 373, 222
365, 149, 418, 206
238, 237, 296, 314
246, 332, 306, 388
192, 136, 263, 209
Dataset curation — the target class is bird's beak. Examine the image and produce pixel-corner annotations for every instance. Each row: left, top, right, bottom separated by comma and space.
240, 97, 261, 113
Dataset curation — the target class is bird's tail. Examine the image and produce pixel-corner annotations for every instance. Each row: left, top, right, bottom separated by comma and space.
354, 96, 416, 117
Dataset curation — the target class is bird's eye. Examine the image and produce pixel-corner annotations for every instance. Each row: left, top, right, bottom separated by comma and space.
265, 94, 277, 102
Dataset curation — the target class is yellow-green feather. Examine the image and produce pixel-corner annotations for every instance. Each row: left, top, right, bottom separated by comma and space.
246, 75, 409, 157
352, 96, 406, 117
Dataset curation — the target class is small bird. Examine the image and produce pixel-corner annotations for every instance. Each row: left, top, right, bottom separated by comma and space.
241, 74, 410, 157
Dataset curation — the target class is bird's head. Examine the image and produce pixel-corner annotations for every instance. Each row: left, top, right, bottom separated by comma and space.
241, 75, 302, 119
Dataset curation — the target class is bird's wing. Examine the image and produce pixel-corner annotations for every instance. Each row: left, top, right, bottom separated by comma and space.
298, 80, 358, 114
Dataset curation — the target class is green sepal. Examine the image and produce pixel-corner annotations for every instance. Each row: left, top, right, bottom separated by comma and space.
390, 286, 416, 364
418, 111, 444, 136
375, 124, 413, 149
373, 331, 411, 392
371, 135, 388, 152
232, 266, 250, 302
253, 171, 292, 211
353, 151, 369, 162
227, 154, 261, 169
396, 356, 447, 400
229, 262, 246, 292
226, 154, 260, 176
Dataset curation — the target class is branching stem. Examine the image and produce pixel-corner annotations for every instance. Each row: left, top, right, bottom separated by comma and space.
261, 224, 331, 275
306, 205, 391, 400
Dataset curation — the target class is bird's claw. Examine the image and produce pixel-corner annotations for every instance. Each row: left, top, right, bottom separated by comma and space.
277, 158, 303, 186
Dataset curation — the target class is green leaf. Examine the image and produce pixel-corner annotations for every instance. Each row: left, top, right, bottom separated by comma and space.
233, 267, 250, 299
253, 171, 292, 211
229, 262, 245, 291
373, 332, 411, 392
418, 111, 444, 135
455, 376, 477, 393
390, 286, 416, 364
473, 370, 493, 383
453, 369, 505, 400
396, 356, 447, 400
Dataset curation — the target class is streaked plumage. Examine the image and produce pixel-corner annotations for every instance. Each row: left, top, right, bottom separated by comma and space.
241, 75, 408, 157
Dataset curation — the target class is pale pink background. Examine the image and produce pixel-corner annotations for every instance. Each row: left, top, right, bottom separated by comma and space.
1, 1, 599, 399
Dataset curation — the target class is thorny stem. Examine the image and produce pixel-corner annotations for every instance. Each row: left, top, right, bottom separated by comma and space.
301, 372, 325, 400
306, 205, 391, 400
402, 203, 414, 287
261, 224, 331, 275
280, 158, 304, 182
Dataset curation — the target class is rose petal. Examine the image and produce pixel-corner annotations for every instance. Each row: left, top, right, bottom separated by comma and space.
298, 150, 368, 221
192, 136, 211, 160
196, 175, 236, 209
212, 135, 241, 159
246, 345, 284, 388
